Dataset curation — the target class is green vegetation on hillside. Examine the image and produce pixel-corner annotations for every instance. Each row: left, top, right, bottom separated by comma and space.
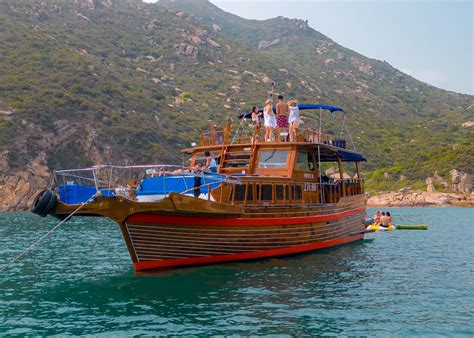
0, 0, 472, 192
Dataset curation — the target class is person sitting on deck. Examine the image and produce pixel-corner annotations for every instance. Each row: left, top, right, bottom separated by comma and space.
386, 211, 393, 226
276, 95, 289, 141
263, 99, 276, 142
193, 162, 203, 198
204, 151, 217, 173
288, 100, 301, 142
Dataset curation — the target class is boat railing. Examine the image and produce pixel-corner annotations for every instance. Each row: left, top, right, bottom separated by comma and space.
52, 165, 362, 205
211, 177, 364, 205
199, 125, 228, 146
199, 124, 346, 148
52, 164, 239, 203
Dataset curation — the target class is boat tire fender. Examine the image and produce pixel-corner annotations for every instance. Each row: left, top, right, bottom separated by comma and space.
32, 189, 57, 217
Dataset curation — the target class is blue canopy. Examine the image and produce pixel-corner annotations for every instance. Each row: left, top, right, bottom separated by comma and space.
238, 103, 343, 120
338, 149, 366, 162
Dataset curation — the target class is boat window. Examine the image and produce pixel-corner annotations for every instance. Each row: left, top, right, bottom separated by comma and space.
293, 185, 302, 200
275, 185, 284, 200
234, 184, 254, 202
257, 149, 289, 169
256, 184, 273, 201
296, 150, 315, 171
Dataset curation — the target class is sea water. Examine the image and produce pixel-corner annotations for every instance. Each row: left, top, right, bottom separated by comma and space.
0, 208, 473, 335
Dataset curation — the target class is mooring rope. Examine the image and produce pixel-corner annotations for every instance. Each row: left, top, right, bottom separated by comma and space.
0, 193, 98, 273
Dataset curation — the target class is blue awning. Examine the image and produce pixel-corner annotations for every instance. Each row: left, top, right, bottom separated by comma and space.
338, 149, 366, 162
238, 103, 343, 120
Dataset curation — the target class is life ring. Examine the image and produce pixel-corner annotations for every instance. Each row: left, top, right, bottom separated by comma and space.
31, 189, 57, 217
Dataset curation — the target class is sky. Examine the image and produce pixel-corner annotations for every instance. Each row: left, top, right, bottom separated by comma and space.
145, 0, 473, 95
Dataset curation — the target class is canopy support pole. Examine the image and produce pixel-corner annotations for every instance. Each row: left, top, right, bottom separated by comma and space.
318, 108, 322, 142
317, 145, 323, 203
337, 156, 345, 197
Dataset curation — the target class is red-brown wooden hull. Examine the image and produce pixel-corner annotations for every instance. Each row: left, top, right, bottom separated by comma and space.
121, 205, 366, 271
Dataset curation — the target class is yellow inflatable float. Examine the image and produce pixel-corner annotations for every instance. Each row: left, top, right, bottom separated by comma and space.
366, 224, 396, 231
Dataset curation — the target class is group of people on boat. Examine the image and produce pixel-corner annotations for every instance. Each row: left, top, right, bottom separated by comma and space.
366, 210, 393, 227
251, 95, 301, 143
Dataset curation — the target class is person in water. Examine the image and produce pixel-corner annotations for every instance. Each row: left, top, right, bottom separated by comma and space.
364, 212, 374, 225
288, 100, 301, 142
263, 99, 276, 142
204, 151, 217, 173
380, 211, 390, 227
276, 95, 289, 141
373, 210, 381, 225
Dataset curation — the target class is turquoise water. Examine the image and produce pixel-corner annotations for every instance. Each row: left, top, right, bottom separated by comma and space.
0, 208, 473, 335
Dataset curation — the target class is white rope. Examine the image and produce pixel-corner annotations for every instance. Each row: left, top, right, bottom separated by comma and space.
0, 193, 97, 273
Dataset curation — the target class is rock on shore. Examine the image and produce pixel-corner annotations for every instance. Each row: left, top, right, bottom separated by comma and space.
367, 191, 474, 207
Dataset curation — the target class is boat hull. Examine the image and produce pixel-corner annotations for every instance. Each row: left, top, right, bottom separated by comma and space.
121, 204, 366, 271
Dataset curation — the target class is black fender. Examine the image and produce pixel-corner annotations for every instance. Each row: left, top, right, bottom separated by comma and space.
31, 189, 57, 217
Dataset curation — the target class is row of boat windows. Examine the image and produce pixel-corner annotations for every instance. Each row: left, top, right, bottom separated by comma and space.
233, 184, 303, 202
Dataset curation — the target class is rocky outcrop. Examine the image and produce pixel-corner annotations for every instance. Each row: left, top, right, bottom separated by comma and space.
368, 190, 474, 207
450, 169, 472, 193
0, 152, 51, 211
257, 39, 280, 50
74, 0, 113, 10
174, 43, 198, 58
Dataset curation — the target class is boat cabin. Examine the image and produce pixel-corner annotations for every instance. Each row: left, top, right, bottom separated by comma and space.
184, 129, 365, 206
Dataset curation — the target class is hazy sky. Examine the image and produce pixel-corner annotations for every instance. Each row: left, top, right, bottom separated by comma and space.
146, 0, 473, 95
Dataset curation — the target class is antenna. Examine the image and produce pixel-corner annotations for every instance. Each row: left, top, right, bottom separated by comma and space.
271, 81, 275, 105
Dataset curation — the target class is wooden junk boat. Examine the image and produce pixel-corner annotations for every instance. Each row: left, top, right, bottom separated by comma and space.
32, 104, 368, 271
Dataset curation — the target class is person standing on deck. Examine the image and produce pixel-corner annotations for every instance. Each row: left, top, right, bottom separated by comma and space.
263, 99, 276, 142
288, 100, 301, 142
276, 95, 289, 141
251, 105, 261, 143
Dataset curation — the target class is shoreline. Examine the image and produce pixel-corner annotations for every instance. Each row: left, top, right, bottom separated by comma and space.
367, 191, 474, 208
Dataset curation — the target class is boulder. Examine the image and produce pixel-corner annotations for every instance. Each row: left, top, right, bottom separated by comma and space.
460, 173, 472, 193
207, 38, 220, 48
426, 178, 436, 192
261, 75, 272, 84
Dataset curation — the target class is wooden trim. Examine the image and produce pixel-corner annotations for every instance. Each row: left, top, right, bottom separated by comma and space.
126, 206, 366, 226
132, 234, 363, 270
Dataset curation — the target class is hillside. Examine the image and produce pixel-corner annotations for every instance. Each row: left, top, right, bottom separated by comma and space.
0, 0, 472, 210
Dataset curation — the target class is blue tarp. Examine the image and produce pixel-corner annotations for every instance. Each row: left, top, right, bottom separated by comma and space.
136, 174, 225, 195
59, 185, 115, 204
238, 103, 343, 120
338, 149, 366, 162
